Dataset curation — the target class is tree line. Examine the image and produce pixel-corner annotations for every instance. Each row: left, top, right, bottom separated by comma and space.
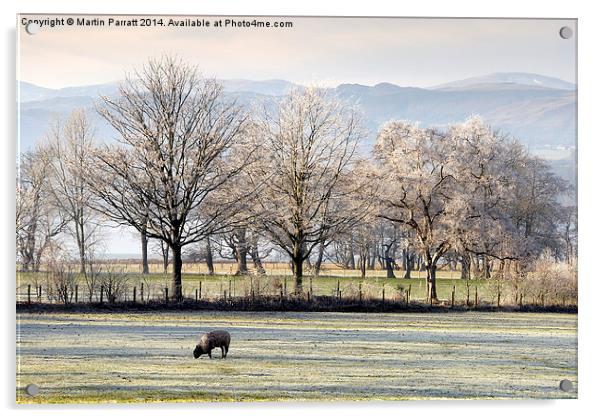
16, 56, 577, 302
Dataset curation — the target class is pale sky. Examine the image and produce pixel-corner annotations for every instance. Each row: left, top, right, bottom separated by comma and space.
18, 15, 576, 89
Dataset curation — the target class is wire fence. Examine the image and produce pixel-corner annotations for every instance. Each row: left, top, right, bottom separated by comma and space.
16, 271, 577, 309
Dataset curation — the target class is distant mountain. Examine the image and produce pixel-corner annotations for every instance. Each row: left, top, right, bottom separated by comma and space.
333, 81, 575, 152
432, 72, 575, 91
17, 73, 576, 158
18, 79, 299, 103
18, 81, 120, 103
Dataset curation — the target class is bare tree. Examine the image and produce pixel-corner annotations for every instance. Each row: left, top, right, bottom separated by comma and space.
47, 111, 99, 275
100, 268, 130, 303
90, 56, 254, 301
251, 88, 367, 293
218, 228, 249, 275
151, 238, 171, 274
16, 145, 66, 271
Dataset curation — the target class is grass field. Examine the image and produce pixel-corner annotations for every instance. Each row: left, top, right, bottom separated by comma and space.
16, 311, 577, 403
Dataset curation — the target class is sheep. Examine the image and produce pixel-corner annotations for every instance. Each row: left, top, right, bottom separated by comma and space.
193, 330, 231, 359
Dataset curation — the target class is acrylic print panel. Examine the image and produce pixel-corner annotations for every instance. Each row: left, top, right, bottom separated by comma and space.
16, 15, 577, 403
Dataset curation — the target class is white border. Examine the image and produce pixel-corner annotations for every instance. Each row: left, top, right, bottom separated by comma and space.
3, 1, 600, 417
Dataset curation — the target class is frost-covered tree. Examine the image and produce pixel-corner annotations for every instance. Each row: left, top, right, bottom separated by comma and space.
375, 121, 460, 300
251, 88, 368, 292
375, 117, 571, 300
448, 119, 525, 269
90, 57, 255, 301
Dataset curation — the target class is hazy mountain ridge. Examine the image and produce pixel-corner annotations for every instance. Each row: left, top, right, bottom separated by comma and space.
432, 72, 576, 91
17, 72, 576, 155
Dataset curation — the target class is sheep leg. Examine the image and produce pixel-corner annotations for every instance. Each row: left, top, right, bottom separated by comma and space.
208, 350, 212, 359
221, 346, 226, 358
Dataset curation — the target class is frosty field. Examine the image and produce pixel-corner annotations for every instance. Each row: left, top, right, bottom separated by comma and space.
16, 311, 577, 403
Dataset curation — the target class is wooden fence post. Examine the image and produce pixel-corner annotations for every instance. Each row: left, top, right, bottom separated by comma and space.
284, 278, 287, 296
229, 280, 232, 299
451, 285, 455, 308
165, 287, 169, 303
519, 293, 523, 308
359, 283, 362, 302
310, 277, 313, 298
38, 285, 42, 301
336, 280, 340, 300
133, 287, 137, 303
199, 280, 202, 300
408, 284, 412, 302
141, 283, 144, 302
195, 289, 198, 301
100, 285, 104, 303
27, 284, 31, 304
307, 291, 311, 303
497, 291, 501, 308
475, 287, 478, 307
382, 285, 385, 304
75, 285, 78, 303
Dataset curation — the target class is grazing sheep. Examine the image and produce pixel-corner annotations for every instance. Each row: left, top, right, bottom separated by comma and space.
193, 330, 231, 359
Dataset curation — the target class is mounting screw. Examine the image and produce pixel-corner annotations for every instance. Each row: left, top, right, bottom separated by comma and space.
559, 26, 573, 40
25, 383, 39, 396
25, 22, 40, 35
559, 379, 574, 392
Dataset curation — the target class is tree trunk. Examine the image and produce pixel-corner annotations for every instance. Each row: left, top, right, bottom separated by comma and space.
205, 237, 214, 275
360, 254, 367, 278
368, 245, 377, 270
461, 255, 471, 280
385, 256, 395, 278
247, 234, 266, 275
427, 264, 438, 301
348, 243, 356, 270
450, 258, 457, 271
233, 229, 248, 275
76, 216, 86, 275
141, 230, 149, 274
292, 242, 303, 293
404, 252, 413, 279
470, 254, 479, 279
161, 241, 170, 274
484, 256, 492, 279
313, 241, 325, 276
171, 243, 183, 301
236, 247, 248, 275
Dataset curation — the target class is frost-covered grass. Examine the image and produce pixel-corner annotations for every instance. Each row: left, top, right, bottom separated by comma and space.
16, 311, 577, 403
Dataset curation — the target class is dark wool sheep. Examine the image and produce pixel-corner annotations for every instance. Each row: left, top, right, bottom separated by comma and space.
193, 330, 231, 359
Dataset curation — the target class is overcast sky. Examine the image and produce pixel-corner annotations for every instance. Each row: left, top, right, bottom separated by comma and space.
18, 16, 576, 89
